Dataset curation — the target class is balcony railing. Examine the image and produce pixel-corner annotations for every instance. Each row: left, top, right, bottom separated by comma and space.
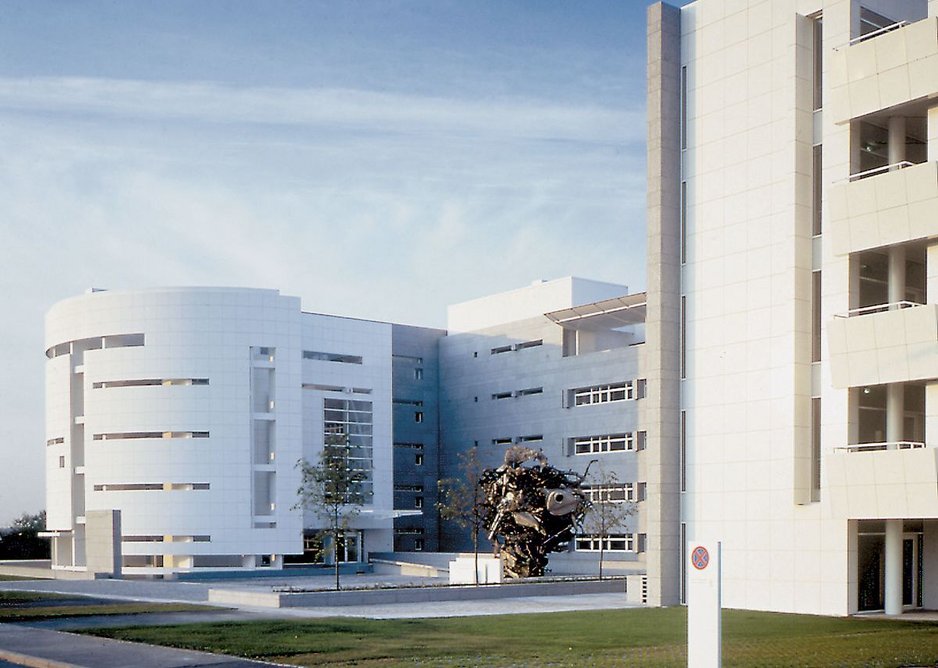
844, 161, 915, 183
833, 301, 924, 318
840, 20, 910, 48
835, 441, 927, 453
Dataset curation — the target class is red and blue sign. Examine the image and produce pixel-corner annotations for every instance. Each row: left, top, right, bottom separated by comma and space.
691, 545, 710, 570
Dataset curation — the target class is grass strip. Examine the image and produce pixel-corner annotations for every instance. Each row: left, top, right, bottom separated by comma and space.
85, 607, 938, 668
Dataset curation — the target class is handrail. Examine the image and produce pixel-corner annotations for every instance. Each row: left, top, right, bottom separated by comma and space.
835, 441, 927, 453
833, 300, 924, 318
836, 20, 910, 49
843, 161, 914, 183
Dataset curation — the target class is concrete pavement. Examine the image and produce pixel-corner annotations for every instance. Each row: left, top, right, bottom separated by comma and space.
0, 624, 282, 668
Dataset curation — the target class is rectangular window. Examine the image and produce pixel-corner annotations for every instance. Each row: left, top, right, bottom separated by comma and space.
517, 435, 543, 443
680, 180, 687, 264
515, 339, 543, 351
492, 437, 512, 445
680, 296, 687, 380
415, 538, 424, 551
92, 431, 209, 440
58, 455, 65, 468
492, 391, 512, 400
680, 65, 688, 150
394, 399, 424, 407
811, 397, 821, 502
414, 496, 423, 509
812, 16, 823, 112
303, 350, 363, 364
575, 533, 635, 552
414, 411, 424, 423
324, 398, 374, 499
515, 387, 543, 397
490, 345, 512, 355
812, 271, 822, 362
572, 433, 634, 455
571, 381, 637, 407
392, 354, 423, 364
394, 484, 424, 492
680, 410, 687, 492
812, 144, 823, 236
680, 523, 687, 604
414, 368, 424, 380
415, 453, 424, 466
583, 483, 635, 503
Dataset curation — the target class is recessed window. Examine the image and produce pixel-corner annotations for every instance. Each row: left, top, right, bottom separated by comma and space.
415, 453, 424, 466
415, 411, 424, 423
490, 345, 512, 355
515, 387, 543, 397
414, 368, 424, 380
415, 497, 423, 509
303, 350, 363, 364
492, 392, 512, 400
58, 456, 65, 468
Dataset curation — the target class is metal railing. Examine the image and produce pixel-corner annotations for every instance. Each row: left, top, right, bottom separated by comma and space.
837, 20, 910, 49
833, 300, 924, 318
843, 161, 914, 183
835, 441, 927, 453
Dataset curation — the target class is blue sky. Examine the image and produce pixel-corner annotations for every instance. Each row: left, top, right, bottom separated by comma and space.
0, 1, 663, 523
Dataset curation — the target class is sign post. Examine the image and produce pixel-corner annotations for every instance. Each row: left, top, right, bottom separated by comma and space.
687, 540, 721, 667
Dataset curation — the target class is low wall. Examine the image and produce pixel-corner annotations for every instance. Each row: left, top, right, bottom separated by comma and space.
0, 560, 101, 580
209, 578, 626, 609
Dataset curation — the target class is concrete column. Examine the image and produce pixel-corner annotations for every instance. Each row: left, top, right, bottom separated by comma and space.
888, 116, 907, 166
889, 245, 906, 307
887, 383, 905, 444
885, 519, 904, 614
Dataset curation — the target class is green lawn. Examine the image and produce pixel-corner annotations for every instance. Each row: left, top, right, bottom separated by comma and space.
0, 590, 213, 623
87, 607, 938, 667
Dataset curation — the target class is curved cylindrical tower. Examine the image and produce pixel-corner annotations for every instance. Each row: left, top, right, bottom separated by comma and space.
45, 287, 304, 575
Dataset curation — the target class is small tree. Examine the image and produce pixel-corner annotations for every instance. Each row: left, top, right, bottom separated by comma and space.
0, 511, 49, 560
581, 462, 635, 580
295, 435, 371, 590
437, 447, 489, 584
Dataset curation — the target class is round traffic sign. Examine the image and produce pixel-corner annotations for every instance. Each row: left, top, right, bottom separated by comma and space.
691, 545, 710, 570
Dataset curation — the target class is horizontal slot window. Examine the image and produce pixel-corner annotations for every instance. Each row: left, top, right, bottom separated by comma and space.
303, 350, 363, 364
515, 387, 543, 397
93, 482, 210, 492
584, 484, 635, 503
515, 339, 543, 350
394, 442, 424, 450
490, 345, 513, 354
492, 437, 512, 445
393, 399, 424, 407
394, 485, 424, 492
122, 535, 211, 543
46, 333, 144, 359
46, 437, 65, 446
92, 431, 209, 440
302, 384, 372, 394
492, 392, 512, 400
93, 378, 209, 389
517, 435, 543, 443
392, 354, 423, 364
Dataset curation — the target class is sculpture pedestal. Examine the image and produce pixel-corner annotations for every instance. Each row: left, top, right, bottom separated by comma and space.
448, 554, 503, 584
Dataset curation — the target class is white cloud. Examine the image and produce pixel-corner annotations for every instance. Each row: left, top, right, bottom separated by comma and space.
0, 77, 642, 144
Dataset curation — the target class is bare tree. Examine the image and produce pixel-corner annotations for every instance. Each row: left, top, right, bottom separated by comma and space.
437, 447, 489, 584
581, 461, 636, 580
295, 435, 371, 590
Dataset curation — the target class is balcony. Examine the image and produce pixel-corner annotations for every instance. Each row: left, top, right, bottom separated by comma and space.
828, 303, 938, 388
829, 161, 938, 256
829, 16, 938, 123
826, 443, 938, 519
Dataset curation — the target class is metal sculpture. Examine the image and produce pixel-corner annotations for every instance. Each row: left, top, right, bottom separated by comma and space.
480, 446, 589, 578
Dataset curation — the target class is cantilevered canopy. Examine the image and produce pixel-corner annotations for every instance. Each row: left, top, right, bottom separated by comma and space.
544, 292, 647, 330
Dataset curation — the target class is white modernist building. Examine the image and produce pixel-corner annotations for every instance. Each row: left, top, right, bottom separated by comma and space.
45, 287, 399, 576
439, 278, 655, 583
650, 0, 938, 615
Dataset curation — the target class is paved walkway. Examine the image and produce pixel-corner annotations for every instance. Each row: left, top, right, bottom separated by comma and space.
0, 624, 280, 668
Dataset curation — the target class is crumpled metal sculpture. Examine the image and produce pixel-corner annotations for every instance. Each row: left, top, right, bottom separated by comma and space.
480, 446, 589, 578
